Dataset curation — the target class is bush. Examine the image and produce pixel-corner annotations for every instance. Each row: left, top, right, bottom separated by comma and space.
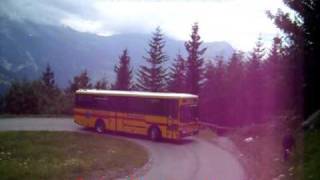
4, 80, 41, 114
3, 80, 73, 115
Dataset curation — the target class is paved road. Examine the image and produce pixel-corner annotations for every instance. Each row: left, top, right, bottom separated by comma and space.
0, 117, 245, 180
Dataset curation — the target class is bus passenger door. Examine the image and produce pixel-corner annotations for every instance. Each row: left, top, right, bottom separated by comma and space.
167, 116, 174, 139
114, 97, 129, 133
116, 111, 128, 133
167, 100, 178, 139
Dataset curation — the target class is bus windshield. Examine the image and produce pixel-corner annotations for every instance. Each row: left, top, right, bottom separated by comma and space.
180, 104, 199, 122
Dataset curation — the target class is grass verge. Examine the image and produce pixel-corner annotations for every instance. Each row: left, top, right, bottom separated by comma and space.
302, 130, 320, 180
0, 114, 71, 119
0, 131, 148, 179
226, 121, 304, 180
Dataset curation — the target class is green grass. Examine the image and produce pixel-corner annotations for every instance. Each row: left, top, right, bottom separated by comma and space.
0, 131, 148, 180
302, 130, 320, 180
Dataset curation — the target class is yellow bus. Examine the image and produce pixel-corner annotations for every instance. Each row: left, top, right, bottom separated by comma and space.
73, 89, 199, 141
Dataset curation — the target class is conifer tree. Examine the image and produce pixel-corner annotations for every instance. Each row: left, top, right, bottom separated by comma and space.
185, 22, 207, 94
246, 37, 265, 85
226, 52, 244, 95
225, 51, 245, 125
38, 64, 62, 114
168, 53, 186, 92
136, 27, 168, 92
267, 1, 311, 117
264, 36, 285, 115
245, 37, 265, 123
67, 70, 92, 93
264, 36, 283, 83
95, 77, 108, 90
201, 58, 227, 125
114, 49, 133, 90
42, 64, 55, 89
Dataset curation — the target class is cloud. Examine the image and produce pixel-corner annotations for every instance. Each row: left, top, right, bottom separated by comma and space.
0, 0, 97, 25
0, 0, 289, 51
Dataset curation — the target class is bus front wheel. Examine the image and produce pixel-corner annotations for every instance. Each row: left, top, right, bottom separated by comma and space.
149, 127, 161, 141
95, 120, 105, 134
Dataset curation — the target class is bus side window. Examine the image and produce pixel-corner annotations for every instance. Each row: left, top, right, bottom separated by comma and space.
126, 98, 175, 117
94, 96, 110, 110
145, 99, 163, 116
111, 96, 128, 113
127, 97, 142, 114
76, 95, 94, 108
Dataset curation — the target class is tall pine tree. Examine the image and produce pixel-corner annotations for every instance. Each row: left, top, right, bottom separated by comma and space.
264, 36, 284, 84
201, 59, 227, 125
42, 64, 55, 89
113, 49, 133, 90
264, 36, 285, 115
136, 27, 168, 92
39, 64, 62, 114
185, 23, 207, 94
245, 37, 265, 123
225, 51, 245, 125
168, 53, 186, 92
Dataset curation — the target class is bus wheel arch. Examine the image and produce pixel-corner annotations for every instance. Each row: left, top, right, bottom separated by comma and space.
148, 125, 161, 141
95, 119, 106, 133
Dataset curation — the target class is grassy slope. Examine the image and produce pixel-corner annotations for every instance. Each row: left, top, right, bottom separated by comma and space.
224, 121, 302, 180
303, 130, 320, 180
0, 131, 148, 179
223, 123, 320, 180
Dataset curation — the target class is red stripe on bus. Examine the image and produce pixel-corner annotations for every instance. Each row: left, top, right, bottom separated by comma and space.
74, 111, 170, 126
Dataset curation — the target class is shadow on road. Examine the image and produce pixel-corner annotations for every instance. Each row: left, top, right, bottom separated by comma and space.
79, 127, 195, 145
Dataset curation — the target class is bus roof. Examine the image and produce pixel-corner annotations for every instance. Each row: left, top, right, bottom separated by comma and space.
76, 89, 198, 99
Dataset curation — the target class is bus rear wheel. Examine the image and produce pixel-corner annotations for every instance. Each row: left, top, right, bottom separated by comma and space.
95, 120, 105, 134
149, 127, 161, 141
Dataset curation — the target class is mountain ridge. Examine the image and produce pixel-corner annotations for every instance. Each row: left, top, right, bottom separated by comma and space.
0, 17, 234, 93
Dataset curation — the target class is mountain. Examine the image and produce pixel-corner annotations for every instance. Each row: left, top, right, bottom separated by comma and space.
0, 17, 234, 93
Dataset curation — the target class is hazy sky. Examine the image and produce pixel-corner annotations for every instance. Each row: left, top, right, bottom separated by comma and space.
1, 0, 290, 51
